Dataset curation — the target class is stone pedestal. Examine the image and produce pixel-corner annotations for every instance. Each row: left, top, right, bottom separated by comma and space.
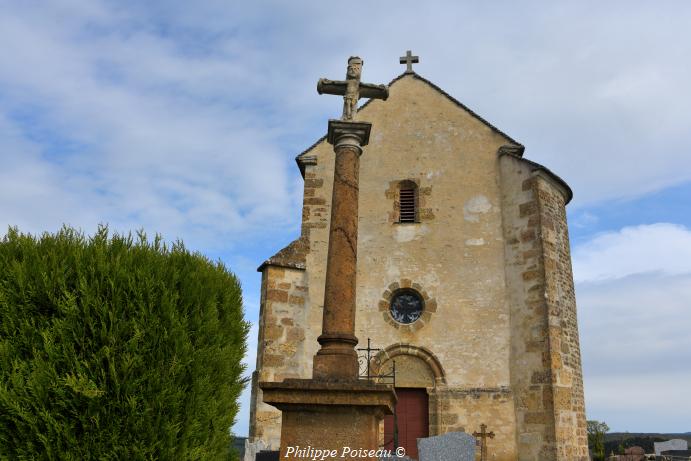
261, 380, 396, 461
261, 118, 395, 460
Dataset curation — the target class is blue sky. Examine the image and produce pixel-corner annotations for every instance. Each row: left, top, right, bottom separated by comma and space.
1, 0, 690, 436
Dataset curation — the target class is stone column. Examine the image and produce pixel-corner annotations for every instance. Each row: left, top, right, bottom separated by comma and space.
313, 120, 372, 380
260, 120, 394, 461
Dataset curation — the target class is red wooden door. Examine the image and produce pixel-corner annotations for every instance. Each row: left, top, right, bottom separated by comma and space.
384, 388, 429, 460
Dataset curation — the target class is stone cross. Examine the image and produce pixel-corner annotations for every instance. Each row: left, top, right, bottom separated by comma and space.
312, 57, 389, 380
399, 50, 419, 73
317, 56, 389, 121
473, 424, 495, 461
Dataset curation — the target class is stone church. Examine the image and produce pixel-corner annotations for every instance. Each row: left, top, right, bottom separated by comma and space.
247, 62, 588, 460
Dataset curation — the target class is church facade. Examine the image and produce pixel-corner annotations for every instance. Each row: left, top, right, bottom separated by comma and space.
248, 70, 588, 460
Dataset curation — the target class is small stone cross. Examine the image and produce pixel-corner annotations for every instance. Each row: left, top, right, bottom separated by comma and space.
399, 50, 419, 73
317, 56, 389, 121
473, 423, 495, 461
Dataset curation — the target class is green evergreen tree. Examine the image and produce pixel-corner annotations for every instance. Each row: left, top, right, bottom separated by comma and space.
0, 226, 250, 460
587, 420, 610, 461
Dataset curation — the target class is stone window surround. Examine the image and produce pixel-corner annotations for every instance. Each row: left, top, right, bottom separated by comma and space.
379, 279, 436, 332
397, 179, 419, 224
385, 178, 434, 225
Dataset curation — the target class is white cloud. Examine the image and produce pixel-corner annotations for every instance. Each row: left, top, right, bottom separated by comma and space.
572, 223, 691, 282
584, 373, 691, 433
3, 1, 691, 248
578, 272, 691, 370
571, 211, 599, 229
578, 272, 691, 432
575, 224, 691, 431
0, 2, 304, 250
0, 113, 101, 232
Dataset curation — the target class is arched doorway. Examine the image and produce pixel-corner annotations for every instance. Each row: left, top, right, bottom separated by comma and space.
375, 345, 445, 460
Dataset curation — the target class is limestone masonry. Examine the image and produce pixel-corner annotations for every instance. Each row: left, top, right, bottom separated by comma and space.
248, 71, 588, 461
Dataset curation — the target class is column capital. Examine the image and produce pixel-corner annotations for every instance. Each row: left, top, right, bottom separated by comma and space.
327, 119, 372, 152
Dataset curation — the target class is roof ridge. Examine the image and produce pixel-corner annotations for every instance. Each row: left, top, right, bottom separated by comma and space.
408, 73, 521, 146
295, 72, 523, 173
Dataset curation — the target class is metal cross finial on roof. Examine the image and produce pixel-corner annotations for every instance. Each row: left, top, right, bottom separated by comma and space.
399, 50, 419, 73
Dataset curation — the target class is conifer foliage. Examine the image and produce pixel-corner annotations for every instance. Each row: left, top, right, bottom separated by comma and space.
0, 226, 249, 460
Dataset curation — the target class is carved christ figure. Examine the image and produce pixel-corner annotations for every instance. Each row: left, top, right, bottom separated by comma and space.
343, 57, 362, 120
317, 56, 389, 121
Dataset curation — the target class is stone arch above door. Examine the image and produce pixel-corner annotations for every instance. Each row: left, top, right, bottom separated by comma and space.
374, 343, 446, 387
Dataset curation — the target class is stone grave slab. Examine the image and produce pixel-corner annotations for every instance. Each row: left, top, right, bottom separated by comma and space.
417, 431, 476, 461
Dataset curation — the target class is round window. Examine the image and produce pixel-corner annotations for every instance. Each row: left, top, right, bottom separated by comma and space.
389, 289, 424, 324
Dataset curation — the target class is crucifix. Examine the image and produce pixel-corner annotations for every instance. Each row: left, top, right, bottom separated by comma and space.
473, 423, 495, 461
317, 56, 389, 121
399, 50, 419, 73
310, 56, 390, 380
260, 56, 396, 461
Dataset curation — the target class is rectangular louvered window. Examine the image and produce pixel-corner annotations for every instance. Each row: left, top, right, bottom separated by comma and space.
399, 187, 416, 223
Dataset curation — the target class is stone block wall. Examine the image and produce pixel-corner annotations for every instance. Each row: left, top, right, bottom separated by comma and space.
301, 161, 330, 239
500, 154, 557, 460
499, 153, 587, 460
533, 174, 588, 460
248, 266, 308, 449
433, 387, 516, 459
